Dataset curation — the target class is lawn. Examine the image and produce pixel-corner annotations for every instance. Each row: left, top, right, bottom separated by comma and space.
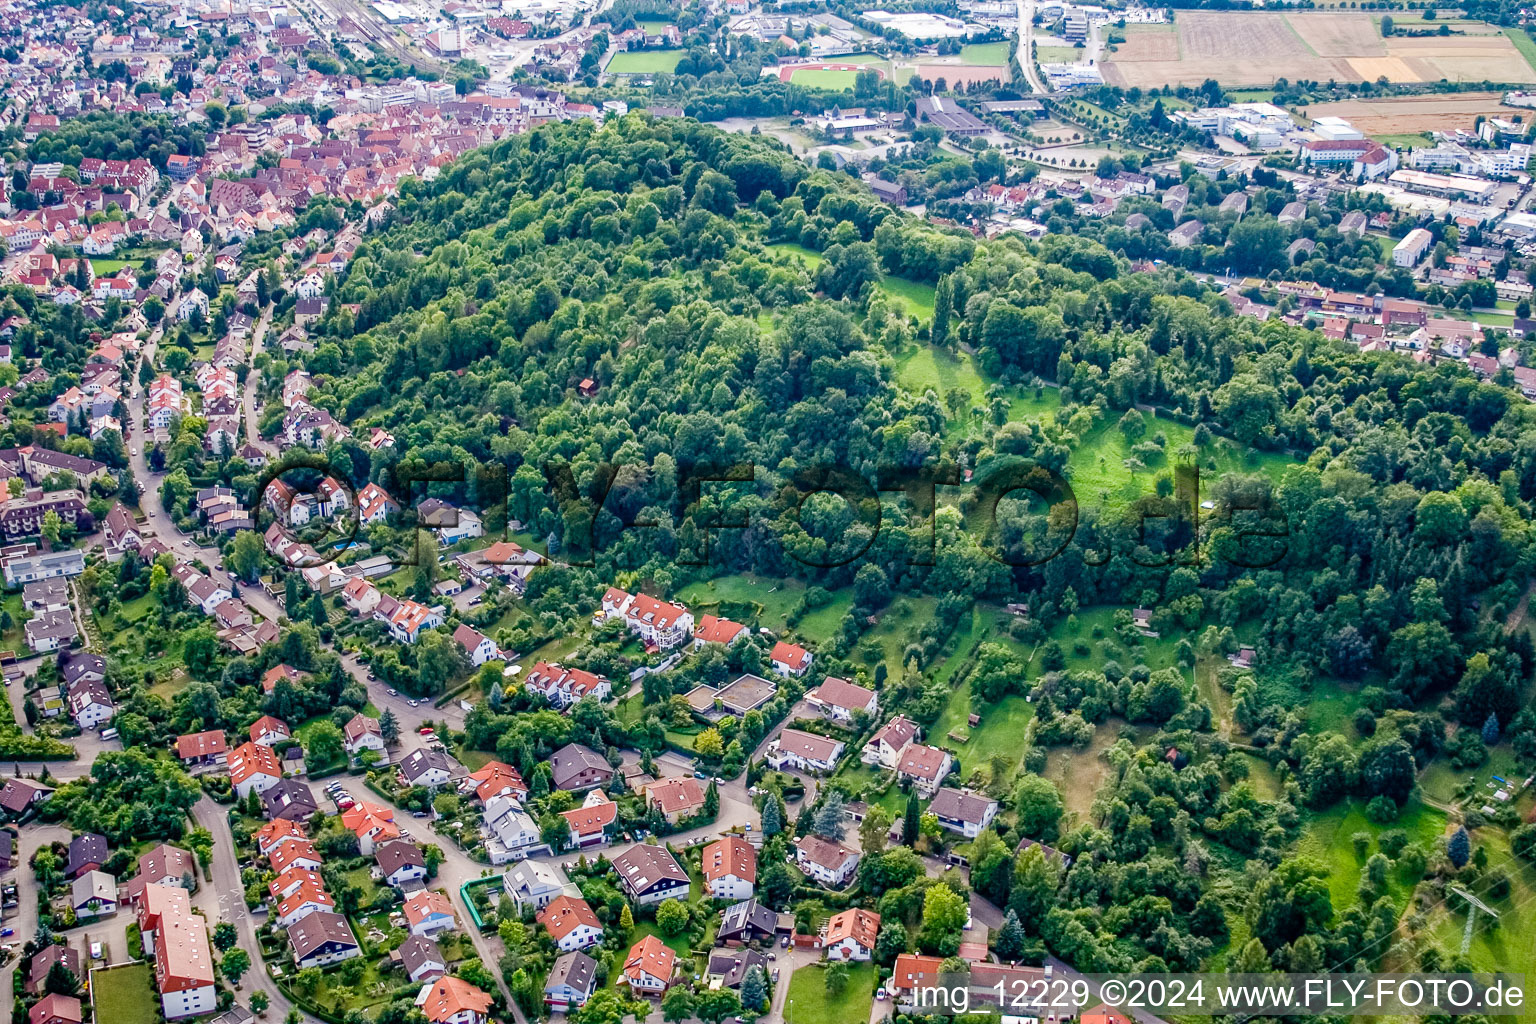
675, 574, 806, 632
91, 963, 159, 1024
606, 49, 684, 74
90, 258, 132, 275
960, 41, 1010, 64
784, 961, 876, 1024
1296, 798, 1448, 915
787, 68, 861, 90
1035, 45, 1083, 62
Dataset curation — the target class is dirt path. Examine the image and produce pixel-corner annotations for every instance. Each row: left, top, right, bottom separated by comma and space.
1505, 580, 1535, 633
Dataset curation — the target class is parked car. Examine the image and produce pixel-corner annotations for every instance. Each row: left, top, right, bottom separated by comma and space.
90, 943, 103, 960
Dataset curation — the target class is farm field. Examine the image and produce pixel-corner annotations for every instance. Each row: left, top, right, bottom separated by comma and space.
1302, 91, 1518, 138
606, 49, 685, 74
1101, 11, 1536, 88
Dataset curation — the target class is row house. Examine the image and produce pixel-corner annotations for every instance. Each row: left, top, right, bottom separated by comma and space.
523, 662, 610, 708
596, 587, 693, 651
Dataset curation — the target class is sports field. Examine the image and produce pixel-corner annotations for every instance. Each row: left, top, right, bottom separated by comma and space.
606, 49, 684, 74
779, 62, 888, 89
1101, 11, 1536, 88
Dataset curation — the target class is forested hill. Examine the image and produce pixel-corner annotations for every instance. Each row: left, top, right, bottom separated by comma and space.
308, 113, 1535, 752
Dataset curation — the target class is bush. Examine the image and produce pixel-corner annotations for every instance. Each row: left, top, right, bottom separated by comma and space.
1365, 795, 1398, 824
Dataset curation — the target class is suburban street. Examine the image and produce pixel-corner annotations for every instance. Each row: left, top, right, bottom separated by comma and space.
191, 797, 308, 1022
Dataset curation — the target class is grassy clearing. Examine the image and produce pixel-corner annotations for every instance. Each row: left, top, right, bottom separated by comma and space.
960, 41, 1011, 64
90, 963, 158, 1024
877, 275, 937, 323
1296, 798, 1448, 915
1035, 45, 1083, 62
1373, 132, 1433, 149
766, 242, 934, 321
784, 961, 876, 1024
796, 589, 855, 645
1041, 720, 1128, 821
675, 574, 806, 632
606, 49, 685, 74
90, 259, 131, 275
1418, 743, 1527, 806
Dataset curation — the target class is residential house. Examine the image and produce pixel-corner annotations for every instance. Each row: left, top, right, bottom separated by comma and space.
398, 749, 458, 791
261, 780, 319, 821
613, 844, 690, 906
484, 795, 540, 864
537, 894, 604, 952
175, 730, 227, 766
343, 713, 387, 762
718, 899, 779, 944
341, 802, 401, 855
705, 949, 769, 991
416, 976, 492, 1024
597, 587, 694, 651
805, 676, 878, 723
452, 624, 499, 666
767, 729, 844, 774
250, 716, 292, 747
618, 934, 675, 994
644, 776, 706, 824
549, 743, 614, 791
544, 952, 598, 1011
66, 834, 108, 878
227, 741, 281, 797
394, 935, 447, 983
28, 994, 82, 1024
894, 744, 954, 797
377, 841, 429, 889
558, 792, 618, 851
26, 946, 79, 995
693, 614, 748, 649
287, 912, 361, 968
822, 908, 879, 961
403, 890, 458, 937
768, 641, 817, 681
793, 835, 860, 888
701, 836, 756, 901
926, 788, 999, 839
862, 715, 918, 768
502, 860, 576, 913
71, 870, 117, 918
